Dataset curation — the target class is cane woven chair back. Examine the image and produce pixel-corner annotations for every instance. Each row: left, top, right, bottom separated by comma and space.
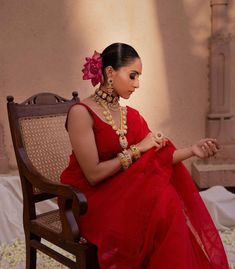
7, 92, 99, 269
19, 114, 71, 182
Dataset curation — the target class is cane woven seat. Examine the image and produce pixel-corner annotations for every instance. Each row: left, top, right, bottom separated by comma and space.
32, 209, 62, 234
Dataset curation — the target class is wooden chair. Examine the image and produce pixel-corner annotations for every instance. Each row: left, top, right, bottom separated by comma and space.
7, 92, 100, 269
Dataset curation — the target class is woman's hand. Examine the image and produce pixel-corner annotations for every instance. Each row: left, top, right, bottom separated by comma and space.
191, 138, 220, 159
137, 132, 168, 153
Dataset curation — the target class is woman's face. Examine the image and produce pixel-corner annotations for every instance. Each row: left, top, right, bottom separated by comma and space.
111, 58, 142, 99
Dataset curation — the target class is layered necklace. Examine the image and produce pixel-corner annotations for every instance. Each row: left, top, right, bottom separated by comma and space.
92, 88, 128, 149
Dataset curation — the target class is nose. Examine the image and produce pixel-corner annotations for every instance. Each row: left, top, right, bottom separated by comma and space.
133, 78, 139, 88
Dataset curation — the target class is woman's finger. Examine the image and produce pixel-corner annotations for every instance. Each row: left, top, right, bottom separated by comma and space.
154, 141, 163, 151
204, 142, 214, 156
201, 145, 209, 158
208, 141, 218, 155
203, 138, 220, 150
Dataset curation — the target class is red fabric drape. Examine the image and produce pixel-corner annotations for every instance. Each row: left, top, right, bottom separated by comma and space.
61, 103, 229, 269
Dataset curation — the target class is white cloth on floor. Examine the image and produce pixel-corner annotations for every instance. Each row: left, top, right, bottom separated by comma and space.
0, 175, 58, 244
200, 185, 235, 231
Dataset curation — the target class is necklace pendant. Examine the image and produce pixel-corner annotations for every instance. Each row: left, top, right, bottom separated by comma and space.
119, 135, 128, 149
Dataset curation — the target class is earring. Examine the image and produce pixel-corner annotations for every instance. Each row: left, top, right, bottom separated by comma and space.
107, 77, 113, 95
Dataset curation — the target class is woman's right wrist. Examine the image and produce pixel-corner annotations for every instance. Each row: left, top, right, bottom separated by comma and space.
117, 144, 141, 170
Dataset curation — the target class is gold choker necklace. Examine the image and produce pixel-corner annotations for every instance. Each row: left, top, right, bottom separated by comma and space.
92, 88, 120, 111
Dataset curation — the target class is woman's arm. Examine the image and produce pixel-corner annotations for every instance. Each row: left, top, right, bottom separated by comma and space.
67, 105, 122, 185
172, 138, 220, 164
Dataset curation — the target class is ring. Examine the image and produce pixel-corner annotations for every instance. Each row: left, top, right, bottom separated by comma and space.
155, 131, 164, 142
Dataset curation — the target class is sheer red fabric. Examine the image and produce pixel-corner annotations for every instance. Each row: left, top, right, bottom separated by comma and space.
61, 103, 229, 269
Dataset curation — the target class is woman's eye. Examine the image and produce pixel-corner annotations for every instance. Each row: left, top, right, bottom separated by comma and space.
129, 73, 136, 80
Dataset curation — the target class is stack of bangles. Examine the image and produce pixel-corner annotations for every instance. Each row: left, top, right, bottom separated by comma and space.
117, 145, 141, 170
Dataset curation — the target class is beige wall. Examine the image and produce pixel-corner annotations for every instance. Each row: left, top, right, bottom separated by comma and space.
229, 0, 235, 134
0, 0, 234, 170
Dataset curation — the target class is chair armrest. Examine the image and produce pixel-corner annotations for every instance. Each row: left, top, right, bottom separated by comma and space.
17, 147, 87, 216
18, 147, 88, 241
34, 192, 58, 203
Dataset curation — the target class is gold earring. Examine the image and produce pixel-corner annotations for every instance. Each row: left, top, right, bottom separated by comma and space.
107, 77, 113, 94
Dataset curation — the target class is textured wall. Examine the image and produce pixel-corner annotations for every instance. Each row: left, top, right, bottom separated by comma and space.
229, 0, 235, 135
0, 0, 234, 170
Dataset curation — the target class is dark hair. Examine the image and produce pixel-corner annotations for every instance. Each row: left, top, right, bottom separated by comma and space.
101, 43, 140, 74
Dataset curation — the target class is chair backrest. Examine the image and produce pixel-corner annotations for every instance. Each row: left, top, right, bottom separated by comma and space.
7, 92, 79, 186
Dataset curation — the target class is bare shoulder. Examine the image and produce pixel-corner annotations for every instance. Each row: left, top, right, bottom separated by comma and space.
69, 103, 88, 118
68, 100, 93, 128
68, 96, 103, 129
69, 97, 90, 113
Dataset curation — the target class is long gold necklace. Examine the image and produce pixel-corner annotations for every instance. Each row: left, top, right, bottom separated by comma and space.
93, 93, 128, 149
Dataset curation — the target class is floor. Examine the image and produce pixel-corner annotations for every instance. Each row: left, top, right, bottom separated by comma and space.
0, 173, 234, 269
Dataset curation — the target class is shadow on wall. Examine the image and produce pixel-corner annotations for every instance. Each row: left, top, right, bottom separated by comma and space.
0, 0, 90, 99
154, 0, 211, 154
0, 0, 90, 169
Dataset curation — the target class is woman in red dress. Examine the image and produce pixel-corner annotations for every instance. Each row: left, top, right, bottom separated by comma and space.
61, 43, 229, 269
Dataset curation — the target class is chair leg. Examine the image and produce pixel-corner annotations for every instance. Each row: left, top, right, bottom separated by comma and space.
25, 233, 40, 269
75, 246, 100, 269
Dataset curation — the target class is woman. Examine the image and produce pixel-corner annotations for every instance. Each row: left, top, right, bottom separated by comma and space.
61, 43, 229, 269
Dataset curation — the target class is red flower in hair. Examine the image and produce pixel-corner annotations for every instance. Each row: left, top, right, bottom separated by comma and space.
82, 51, 103, 87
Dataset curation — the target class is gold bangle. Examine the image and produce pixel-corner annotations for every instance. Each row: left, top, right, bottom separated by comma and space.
122, 149, 132, 166
130, 145, 141, 160
117, 152, 130, 170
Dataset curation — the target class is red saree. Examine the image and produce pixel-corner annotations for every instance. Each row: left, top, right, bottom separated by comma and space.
60, 103, 229, 269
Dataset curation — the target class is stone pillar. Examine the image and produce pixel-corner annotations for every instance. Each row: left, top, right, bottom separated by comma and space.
192, 0, 235, 189
0, 123, 9, 173
207, 0, 234, 145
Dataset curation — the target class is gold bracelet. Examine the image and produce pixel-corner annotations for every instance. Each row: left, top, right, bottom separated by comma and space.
117, 152, 130, 170
130, 145, 141, 160
122, 149, 133, 166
